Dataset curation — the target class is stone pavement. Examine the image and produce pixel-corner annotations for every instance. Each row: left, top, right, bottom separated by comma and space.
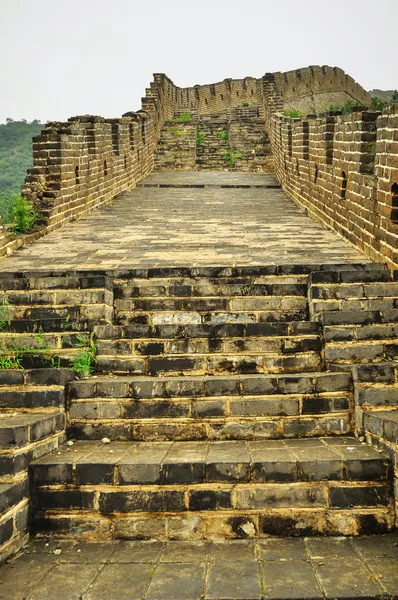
0, 172, 366, 271
0, 536, 397, 599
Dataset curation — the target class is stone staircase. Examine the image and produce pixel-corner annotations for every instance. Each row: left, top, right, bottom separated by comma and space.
0, 263, 388, 542
154, 107, 271, 172
0, 272, 114, 559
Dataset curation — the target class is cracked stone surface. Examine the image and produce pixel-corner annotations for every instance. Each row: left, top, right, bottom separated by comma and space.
0, 172, 367, 271
0, 535, 397, 599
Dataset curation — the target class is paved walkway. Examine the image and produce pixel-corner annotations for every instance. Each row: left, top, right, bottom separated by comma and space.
1, 536, 397, 599
0, 172, 367, 271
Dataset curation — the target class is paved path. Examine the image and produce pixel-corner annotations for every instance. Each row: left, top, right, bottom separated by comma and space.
1, 536, 397, 599
0, 172, 367, 271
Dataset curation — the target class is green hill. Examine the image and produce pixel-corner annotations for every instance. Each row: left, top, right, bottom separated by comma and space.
0, 119, 43, 224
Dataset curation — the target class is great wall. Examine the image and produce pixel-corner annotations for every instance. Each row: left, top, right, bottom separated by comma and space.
0, 65, 398, 597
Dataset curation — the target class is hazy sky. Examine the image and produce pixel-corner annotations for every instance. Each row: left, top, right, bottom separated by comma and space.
1, 0, 397, 123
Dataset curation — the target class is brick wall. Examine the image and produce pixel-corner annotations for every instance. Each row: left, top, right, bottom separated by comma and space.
0, 74, 180, 257
273, 66, 371, 114
267, 96, 398, 267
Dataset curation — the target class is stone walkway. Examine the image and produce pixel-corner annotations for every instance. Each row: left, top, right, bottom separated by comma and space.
0, 172, 367, 271
0, 536, 397, 599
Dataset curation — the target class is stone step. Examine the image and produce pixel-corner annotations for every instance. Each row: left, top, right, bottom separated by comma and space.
96, 351, 322, 376
114, 278, 308, 297
0, 368, 75, 388
1, 303, 113, 324
68, 373, 352, 400
0, 331, 91, 351
325, 339, 398, 364
0, 411, 65, 450
115, 295, 307, 312
96, 333, 322, 353
116, 309, 308, 326
0, 274, 113, 291
67, 372, 352, 440
0, 415, 66, 479
0, 385, 66, 410
0, 478, 29, 561
0, 478, 28, 516
95, 321, 321, 340
30, 438, 394, 538
0, 289, 113, 305
68, 402, 351, 442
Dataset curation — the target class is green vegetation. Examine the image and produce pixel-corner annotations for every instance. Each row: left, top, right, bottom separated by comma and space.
174, 112, 192, 122
371, 97, 390, 111
0, 354, 22, 370
322, 100, 364, 114
196, 126, 205, 146
219, 130, 228, 141
223, 149, 243, 166
0, 296, 11, 331
283, 109, 303, 118
0, 119, 43, 223
241, 102, 249, 107
9, 196, 38, 234
72, 335, 97, 377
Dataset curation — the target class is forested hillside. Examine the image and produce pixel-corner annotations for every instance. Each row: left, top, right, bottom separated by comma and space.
0, 119, 43, 223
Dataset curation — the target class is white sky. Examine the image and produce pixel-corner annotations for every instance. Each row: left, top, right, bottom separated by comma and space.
0, 0, 397, 123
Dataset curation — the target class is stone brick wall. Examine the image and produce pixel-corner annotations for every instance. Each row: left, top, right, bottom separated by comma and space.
273, 66, 371, 114
268, 101, 398, 267
0, 74, 179, 257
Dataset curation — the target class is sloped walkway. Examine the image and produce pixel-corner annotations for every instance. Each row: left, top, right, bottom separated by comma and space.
0, 172, 367, 271
1, 536, 397, 599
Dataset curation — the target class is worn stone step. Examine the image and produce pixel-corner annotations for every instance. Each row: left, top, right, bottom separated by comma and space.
0, 289, 113, 306
312, 309, 398, 326
2, 318, 93, 333
69, 392, 350, 421
0, 331, 91, 351
117, 309, 308, 326
0, 385, 66, 410
96, 351, 322, 376
115, 296, 308, 313
0, 274, 113, 291
324, 323, 398, 342
0, 477, 29, 559
31, 438, 390, 486
3, 303, 113, 323
95, 321, 321, 340
0, 478, 29, 517
32, 506, 394, 539
0, 368, 75, 388
67, 372, 352, 400
114, 280, 308, 298
30, 438, 394, 538
0, 412, 65, 450
69, 413, 351, 441
96, 334, 322, 355
325, 340, 398, 364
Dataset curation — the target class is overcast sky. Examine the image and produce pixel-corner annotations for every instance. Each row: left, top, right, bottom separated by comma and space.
0, 0, 397, 124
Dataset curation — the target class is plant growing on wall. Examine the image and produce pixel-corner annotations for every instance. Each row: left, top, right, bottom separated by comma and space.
219, 130, 228, 141
196, 127, 205, 146
72, 335, 97, 377
175, 112, 192, 122
223, 149, 243, 166
283, 109, 303, 118
8, 196, 38, 234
